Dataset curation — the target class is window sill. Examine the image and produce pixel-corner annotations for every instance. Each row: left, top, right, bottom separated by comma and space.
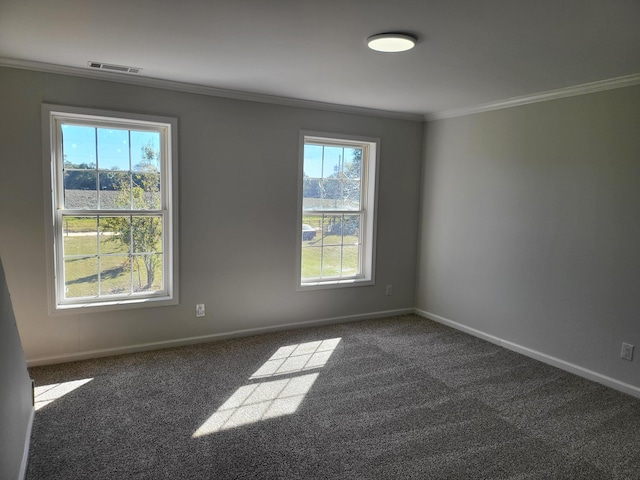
51, 295, 178, 315
297, 278, 374, 291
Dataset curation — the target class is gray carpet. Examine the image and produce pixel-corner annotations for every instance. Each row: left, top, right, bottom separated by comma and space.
27, 314, 640, 479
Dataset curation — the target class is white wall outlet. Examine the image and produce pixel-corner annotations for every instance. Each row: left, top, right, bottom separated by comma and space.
621, 343, 634, 361
196, 304, 205, 317
385, 285, 393, 296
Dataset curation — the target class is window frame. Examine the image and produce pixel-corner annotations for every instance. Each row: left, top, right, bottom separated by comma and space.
42, 104, 179, 313
297, 131, 379, 290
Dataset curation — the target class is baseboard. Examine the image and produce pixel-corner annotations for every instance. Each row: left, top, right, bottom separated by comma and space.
27, 308, 414, 367
27, 307, 640, 399
19, 407, 34, 480
415, 309, 640, 399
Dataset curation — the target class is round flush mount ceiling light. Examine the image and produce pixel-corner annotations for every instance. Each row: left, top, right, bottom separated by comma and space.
367, 33, 417, 52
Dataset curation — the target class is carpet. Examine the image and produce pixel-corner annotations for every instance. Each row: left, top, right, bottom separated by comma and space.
27, 314, 640, 479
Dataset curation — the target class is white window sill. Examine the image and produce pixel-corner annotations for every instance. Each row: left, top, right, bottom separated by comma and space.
297, 278, 374, 291
51, 295, 178, 315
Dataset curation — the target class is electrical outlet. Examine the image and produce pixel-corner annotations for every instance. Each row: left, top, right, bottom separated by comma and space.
196, 304, 205, 317
385, 285, 393, 296
621, 343, 634, 361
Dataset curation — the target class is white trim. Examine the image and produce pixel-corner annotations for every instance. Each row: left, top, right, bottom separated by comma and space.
19, 407, 34, 480
0, 57, 423, 122
4, 57, 637, 123
415, 309, 640, 399
297, 132, 379, 290
427, 73, 640, 120
26, 308, 414, 367
42, 104, 179, 313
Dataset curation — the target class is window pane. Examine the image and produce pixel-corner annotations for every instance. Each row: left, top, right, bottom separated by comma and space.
304, 215, 323, 232
131, 131, 161, 172
100, 255, 131, 296
99, 217, 130, 254
320, 179, 342, 210
303, 144, 323, 179
301, 246, 321, 280
64, 170, 97, 209
52, 109, 174, 308
98, 170, 129, 192
133, 173, 161, 209
302, 177, 322, 210
342, 214, 361, 238
62, 125, 96, 167
97, 128, 130, 171
63, 216, 97, 256
99, 171, 131, 209
133, 253, 163, 292
301, 214, 363, 280
322, 146, 342, 178
302, 217, 321, 243
342, 245, 360, 276
132, 216, 163, 253
343, 148, 362, 179
321, 245, 342, 277
323, 215, 344, 242
64, 257, 99, 298
300, 137, 374, 286
342, 179, 361, 210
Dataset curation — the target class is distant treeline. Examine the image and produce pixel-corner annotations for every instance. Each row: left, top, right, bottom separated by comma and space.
64, 162, 158, 191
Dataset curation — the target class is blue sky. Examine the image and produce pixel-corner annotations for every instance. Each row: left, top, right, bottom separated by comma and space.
62, 125, 159, 170
304, 144, 360, 179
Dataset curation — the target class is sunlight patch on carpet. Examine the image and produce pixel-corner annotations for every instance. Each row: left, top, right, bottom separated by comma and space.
34, 378, 93, 411
193, 373, 318, 436
193, 338, 341, 437
250, 337, 342, 379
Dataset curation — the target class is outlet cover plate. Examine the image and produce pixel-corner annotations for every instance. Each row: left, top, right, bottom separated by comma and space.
621, 343, 634, 361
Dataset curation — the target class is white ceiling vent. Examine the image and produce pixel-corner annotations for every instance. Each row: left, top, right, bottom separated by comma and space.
87, 61, 142, 74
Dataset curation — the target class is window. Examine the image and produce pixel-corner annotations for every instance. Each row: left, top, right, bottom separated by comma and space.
297, 133, 379, 288
43, 105, 178, 312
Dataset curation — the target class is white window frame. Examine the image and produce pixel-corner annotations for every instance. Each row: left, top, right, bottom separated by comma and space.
42, 104, 179, 313
297, 132, 379, 290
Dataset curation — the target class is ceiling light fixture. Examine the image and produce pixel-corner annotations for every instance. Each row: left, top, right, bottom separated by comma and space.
367, 33, 417, 53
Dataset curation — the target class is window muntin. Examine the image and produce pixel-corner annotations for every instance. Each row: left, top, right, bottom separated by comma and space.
299, 134, 378, 288
45, 107, 177, 311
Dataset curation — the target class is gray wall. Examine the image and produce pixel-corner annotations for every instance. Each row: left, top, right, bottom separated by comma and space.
417, 85, 640, 388
0, 259, 33, 480
0, 67, 423, 363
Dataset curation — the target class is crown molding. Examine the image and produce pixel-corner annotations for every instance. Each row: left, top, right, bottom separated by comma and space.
427, 73, 640, 121
0, 57, 424, 122
3, 57, 637, 124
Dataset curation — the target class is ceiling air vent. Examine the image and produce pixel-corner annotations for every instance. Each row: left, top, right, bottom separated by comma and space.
87, 61, 142, 74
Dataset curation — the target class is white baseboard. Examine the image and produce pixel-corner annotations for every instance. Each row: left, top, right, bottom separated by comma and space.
415, 309, 640, 399
27, 308, 414, 367
27, 307, 640, 399
19, 407, 34, 480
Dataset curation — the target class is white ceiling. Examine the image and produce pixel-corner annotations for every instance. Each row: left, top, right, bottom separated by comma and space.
1, 0, 639, 118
